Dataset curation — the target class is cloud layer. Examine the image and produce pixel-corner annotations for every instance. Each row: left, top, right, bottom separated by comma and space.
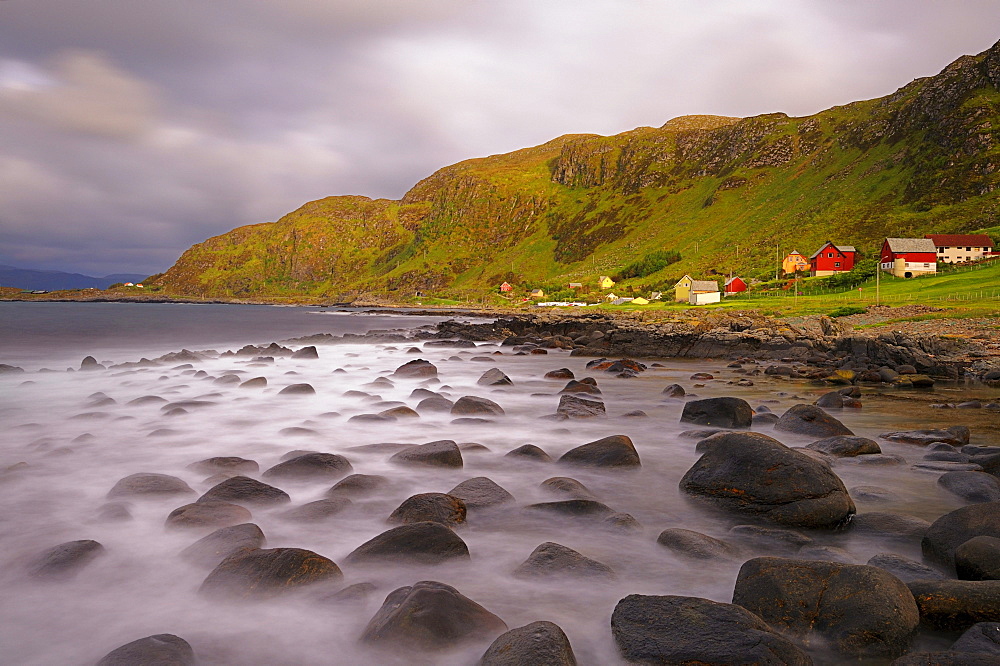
1, 0, 998, 275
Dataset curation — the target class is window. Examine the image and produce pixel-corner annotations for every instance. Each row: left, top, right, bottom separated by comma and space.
827, 252, 834, 258
834, 262, 841, 268
967, 247, 972, 251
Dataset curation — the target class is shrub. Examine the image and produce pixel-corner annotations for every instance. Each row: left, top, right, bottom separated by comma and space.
615, 250, 682, 280
828, 305, 867, 318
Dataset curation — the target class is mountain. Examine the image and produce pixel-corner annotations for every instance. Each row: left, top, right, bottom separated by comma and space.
0, 265, 150, 291
151, 39, 1000, 300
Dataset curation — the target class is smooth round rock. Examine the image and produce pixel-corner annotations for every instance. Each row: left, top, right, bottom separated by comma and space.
180, 523, 266, 568
388, 493, 467, 527
345, 522, 470, 565
107, 473, 194, 499
262, 453, 353, 482
479, 621, 577, 666
281, 497, 352, 522
774, 404, 854, 437
656, 528, 738, 560
165, 501, 252, 529
923, 501, 1000, 569
447, 477, 515, 510
451, 395, 504, 416
96, 634, 195, 666
326, 474, 389, 498
198, 476, 290, 506
200, 547, 342, 599
505, 444, 552, 462
389, 440, 463, 468
806, 436, 881, 457
28, 539, 105, 580
956, 536, 1000, 581
679, 397, 753, 429
558, 434, 640, 468
512, 542, 614, 579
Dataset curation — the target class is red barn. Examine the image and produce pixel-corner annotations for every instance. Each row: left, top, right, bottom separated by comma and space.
881, 238, 937, 278
499, 282, 513, 292
724, 276, 747, 295
809, 241, 856, 277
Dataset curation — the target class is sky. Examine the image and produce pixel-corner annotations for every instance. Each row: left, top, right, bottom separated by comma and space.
1, 1, 999, 277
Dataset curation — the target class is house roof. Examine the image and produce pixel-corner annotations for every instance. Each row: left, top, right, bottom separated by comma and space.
673, 274, 693, 287
611, 297, 633, 305
925, 234, 995, 248
885, 237, 937, 253
809, 243, 856, 259
724, 277, 744, 286
599, 275, 613, 281
691, 280, 719, 292
786, 250, 806, 258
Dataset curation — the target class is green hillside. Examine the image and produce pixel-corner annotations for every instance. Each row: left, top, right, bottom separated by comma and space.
150, 40, 1000, 302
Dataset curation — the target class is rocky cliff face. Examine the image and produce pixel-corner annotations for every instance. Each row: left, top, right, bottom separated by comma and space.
152, 40, 1000, 298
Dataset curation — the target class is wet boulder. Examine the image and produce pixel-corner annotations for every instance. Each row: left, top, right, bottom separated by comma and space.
505, 444, 552, 462
282, 497, 352, 522
851, 512, 930, 540
291, 345, 318, 359
544, 368, 574, 380
524, 499, 614, 519
379, 405, 419, 419
679, 397, 752, 429
732, 556, 919, 659
908, 580, 1000, 631
477, 368, 512, 386
661, 383, 685, 398
95, 634, 195, 666
200, 547, 342, 599
345, 521, 469, 565
188, 456, 259, 475
956, 536, 1000, 581
180, 523, 266, 568
165, 501, 252, 529
278, 383, 316, 395
327, 474, 389, 498
540, 477, 595, 500
389, 440, 463, 468
513, 542, 614, 579
388, 493, 467, 527
656, 528, 738, 560
416, 396, 454, 413
393, 359, 438, 378
451, 396, 504, 416
80, 355, 103, 371
775, 404, 854, 437
881, 426, 971, 447
611, 594, 810, 665
560, 379, 600, 395
360, 580, 506, 650
866, 553, 946, 584
447, 477, 514, 510
555, 394, 605, 419
922, 501, 1000, 569
939, 472, 1000, 504
951, 622, 1000, 654
807, 436, 881, 457
28, 539, 105, 580
262, 453, 353, 482
558, 434, 640, 468
107, 473, 194, 499
679, 431, 855, 529
198, 476, 290, 506
479, 621, 577, 666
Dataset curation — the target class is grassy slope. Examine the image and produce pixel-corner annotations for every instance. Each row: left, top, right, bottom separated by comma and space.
150, 42, 1000, 303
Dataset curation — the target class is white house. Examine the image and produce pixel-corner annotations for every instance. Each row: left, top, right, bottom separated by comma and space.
925, 234, 996, 264
688, 280, 720, 305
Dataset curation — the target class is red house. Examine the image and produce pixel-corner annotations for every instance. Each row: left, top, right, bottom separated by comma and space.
809, 241, 856, 277
499, 282, 513, 292
724, 276, 747, 296
881, 238, 937, 278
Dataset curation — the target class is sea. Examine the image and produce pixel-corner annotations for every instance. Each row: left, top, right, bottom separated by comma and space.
0, 301, 994, 664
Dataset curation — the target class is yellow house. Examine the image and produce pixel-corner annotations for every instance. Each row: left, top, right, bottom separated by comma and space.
598, 275, 615, 289
782, 250, 811, 275
631, 296, 650, 305
673, 274, 694, 302
529, 288, 545, 299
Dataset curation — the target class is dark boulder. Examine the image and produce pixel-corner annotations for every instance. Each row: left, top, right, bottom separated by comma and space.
555, 394, 605, 419
560, 380, 600, 395
679, 397, 752, 429
360, 580, 507, 650
28, 539, 105, 580
389, 440, 463, 468
505, 444, 552, 462
278, 383, 316, 395
544, 368, 574, 380
200, 547, 342, 599
908, 579, 1000, 630
956, 536, 1000, 581
881, 426, 971, 447
451, 396, 504, 416
951, 622, 1000, 654
345, 522, 469, 565
732, 556, 919, 659
866, 553, 946, 584
327, 473, 389, 498
752, 412, 780, 426
180, 523, 266, 568
816, 391, 849, 408
198, 476, 290, 506
679, 431, 855, 529
379, 406, 419, 419
939, 472, 1000, 503
512, 542, 614, 579
524, 499, 614, 519
611, 594, 810, 665
890, 653, 1000, 665
851, 512, 931, 540
540, 477, 595, 500
447, 477, 514, 510
558, 434, 640, 468
282, 497, 352, 522
262, 453, 353, 482
807, 436, 881, 457
96, 634, 195, 666
80, 355, 103, 371
479, 621, 576, 666
728, 525, 812, 551
661, 383, 685, 398
416, 396, 454, 413
656, 528, 738, 560
165, 501, 251, 529
188, 456, 259, 475
477, 368, 512, 386
107, 473, 194, 499
388, 493, 467, 527
291, 345, 318, 359
923, 502, 1000, 569
393, 359, 438, 378
775, 404, 854, 437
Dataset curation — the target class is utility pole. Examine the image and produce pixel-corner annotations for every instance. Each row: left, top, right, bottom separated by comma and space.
775, 245, 779, 281
875, 252, 880, 306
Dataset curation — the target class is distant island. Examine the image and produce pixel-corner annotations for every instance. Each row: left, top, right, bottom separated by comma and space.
0, 265, 150, 292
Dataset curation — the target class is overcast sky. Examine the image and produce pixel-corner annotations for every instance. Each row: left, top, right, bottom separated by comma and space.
1, 1, 998, 276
